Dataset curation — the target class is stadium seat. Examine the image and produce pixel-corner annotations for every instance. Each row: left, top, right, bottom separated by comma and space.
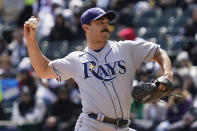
173, 7, 192, 27
162, 7, 181, 18
167, 26, 182, 36
69, 40, 86, 52
39, 40, 70, 60
133, 9, 160, 28
153, 8, 184, 27
157, 35, 169, 49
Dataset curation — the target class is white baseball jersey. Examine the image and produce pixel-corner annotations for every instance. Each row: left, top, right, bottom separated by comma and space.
49, 40, 159, 131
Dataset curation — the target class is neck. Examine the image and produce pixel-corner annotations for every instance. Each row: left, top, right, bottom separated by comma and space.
87, 39, 107, 50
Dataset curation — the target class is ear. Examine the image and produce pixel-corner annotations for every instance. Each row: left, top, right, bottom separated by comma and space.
82, 24, 89, 32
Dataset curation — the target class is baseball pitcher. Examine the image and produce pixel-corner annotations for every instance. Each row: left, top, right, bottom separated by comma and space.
24, 7, 173, 131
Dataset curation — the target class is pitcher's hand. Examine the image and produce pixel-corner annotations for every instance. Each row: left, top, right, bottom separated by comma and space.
24, 16, 39, 44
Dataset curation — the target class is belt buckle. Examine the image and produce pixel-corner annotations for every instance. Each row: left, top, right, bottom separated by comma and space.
116, 118, 131, 128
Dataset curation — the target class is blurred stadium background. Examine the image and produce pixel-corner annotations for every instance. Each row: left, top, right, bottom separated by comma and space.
0, 0, 197, 131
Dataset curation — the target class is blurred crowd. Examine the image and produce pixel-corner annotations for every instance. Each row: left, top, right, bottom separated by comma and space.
0, 0, 197, 131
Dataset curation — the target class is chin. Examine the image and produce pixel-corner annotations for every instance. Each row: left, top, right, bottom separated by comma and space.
102, 34, 110, 40
95, 34, 110, 42
102, 36, 109, 42
97, 38, 108, 44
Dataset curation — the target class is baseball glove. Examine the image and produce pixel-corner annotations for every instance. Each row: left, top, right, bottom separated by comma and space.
132, 76, 174, 103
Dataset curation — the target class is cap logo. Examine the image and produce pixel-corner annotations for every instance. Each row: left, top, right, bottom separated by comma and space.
95, 8, 105, 14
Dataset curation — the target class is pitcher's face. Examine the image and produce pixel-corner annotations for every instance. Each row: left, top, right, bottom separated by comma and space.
84, 17, 111, 43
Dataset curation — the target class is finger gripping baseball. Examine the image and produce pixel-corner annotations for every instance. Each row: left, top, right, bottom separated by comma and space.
132, 77, 173, 103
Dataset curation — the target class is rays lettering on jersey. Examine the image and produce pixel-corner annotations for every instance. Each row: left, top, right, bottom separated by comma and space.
83, 60, 126, 81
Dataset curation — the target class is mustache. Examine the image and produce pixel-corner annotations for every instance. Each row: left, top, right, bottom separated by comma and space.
101, 29, 110, 33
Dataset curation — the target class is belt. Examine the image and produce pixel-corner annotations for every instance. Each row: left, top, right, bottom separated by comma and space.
88, 113, 131, 128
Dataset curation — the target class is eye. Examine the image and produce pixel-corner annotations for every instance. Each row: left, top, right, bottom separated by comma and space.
99, 21, 103, 24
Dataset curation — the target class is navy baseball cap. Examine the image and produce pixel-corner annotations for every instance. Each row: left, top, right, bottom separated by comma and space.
81, 7, 116, 26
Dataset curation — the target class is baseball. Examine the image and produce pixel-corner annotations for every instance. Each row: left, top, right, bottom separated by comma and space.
28, 18, 38, 28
